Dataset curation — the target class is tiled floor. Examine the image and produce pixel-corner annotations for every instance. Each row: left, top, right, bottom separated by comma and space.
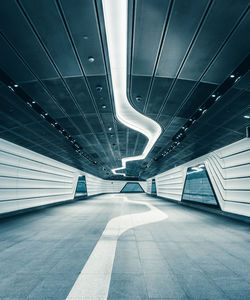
0, 193, 250, 299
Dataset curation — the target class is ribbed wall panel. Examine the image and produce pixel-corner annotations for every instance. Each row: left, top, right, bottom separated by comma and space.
0, 138, 81, 215
149, 138, 250, 217
0, 138, 151, 216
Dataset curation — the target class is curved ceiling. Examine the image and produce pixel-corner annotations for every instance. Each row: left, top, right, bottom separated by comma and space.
0, 0, 249, 180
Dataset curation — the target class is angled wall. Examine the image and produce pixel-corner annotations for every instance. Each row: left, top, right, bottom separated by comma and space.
147, 138, 250, 217
0, 138, 147, 216
0, 138, 81, 215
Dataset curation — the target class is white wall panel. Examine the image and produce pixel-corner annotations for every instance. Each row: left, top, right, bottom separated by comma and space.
0, 138, 82, 215
149, 138, 250, 217
0, 138, 148, 216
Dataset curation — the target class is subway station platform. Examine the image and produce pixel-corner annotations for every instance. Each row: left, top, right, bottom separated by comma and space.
0, 193, 250, 300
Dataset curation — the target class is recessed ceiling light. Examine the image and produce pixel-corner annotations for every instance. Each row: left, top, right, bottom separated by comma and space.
8, 86, 14, 92
211, 94, 216, 98
235, 76, 241, 83
102, 104, 107, 109
14, 84, 18, 88
230, 74, 235, 78
198, 108, 203, 111
244, 115, 250, 119
96, 85, 103, 92
108, 127, 112, 131
32, 101, 36, 104
88, 56, 95, 62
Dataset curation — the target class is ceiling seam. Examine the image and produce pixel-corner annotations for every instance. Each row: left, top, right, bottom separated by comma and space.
92, 0, 122, 163
16, 0, 112, 171
0, 32, 99, 159
151, 6, 250, 163
56, 0, 118, 168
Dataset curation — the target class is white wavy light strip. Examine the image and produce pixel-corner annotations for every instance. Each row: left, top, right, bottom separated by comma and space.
102, 0, 162, 176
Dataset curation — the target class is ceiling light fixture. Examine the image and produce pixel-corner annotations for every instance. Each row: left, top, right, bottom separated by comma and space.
102, 104, 107, 109
102, 0, 162, 176
96, 85, 103, 92
230, 74, 235, 78
88, 56, 95, 62
8, 85, 14, 92
244, 115, 250, 119
14, 84, 18, 88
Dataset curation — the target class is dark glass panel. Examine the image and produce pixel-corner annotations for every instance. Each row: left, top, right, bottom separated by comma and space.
121, 182, 144, 193
75, 175, 87, 196
151, 179, 157, 194
182, 164, 218, 206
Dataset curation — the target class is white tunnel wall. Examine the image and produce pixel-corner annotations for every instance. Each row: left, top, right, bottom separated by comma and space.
0, 138, 82, 215
0, 138, 147, 216
147, 138, 250, 217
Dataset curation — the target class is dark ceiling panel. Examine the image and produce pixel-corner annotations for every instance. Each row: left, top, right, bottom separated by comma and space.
156, 0, 209, 77
60, 0, 106, 76
0, 37, 35, 83
158, 78, 195, 118
130, 75, 152, 112
65, 76, 96, 114
146, 77, 173, 115
202, 10, 250, 84
179, 0, 249, 82
42, 78, 80, 116
0, 1, 58, 80
177, 81, 216, 118
20, 0, 82, 78
21, 81, 66, 119
132, 0, 171, 75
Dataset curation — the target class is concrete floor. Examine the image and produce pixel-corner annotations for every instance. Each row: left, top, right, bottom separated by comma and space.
0, 193, 250, 299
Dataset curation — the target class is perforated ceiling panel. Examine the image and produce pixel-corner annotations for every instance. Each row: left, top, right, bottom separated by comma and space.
0, 0, 249, 180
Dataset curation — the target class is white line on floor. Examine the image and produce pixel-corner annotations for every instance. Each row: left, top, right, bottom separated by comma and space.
66, 196, 168, 300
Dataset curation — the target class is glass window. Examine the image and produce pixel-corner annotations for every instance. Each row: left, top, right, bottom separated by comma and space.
120, 182, 144, 193
182, 164, 219, 207
151, 179, 157, 194
75, 176, 87, 197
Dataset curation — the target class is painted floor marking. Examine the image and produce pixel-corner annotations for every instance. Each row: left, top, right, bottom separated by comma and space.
66, 196, 168, 300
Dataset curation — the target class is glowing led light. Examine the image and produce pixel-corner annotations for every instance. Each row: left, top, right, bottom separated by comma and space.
102, 0, 162, 176
8, 85, 14, 92
244, 115, 250, 119
88, 56, 95, 62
